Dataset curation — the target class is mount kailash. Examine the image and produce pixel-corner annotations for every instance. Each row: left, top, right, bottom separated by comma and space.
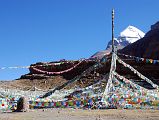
91, 25, 145, 59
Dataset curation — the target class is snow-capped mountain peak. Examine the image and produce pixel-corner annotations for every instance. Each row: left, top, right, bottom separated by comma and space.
106, 25, 145, 50
120, 25, 145, 43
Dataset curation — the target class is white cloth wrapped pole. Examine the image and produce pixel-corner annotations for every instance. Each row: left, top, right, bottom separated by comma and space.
102, 53, 117, 102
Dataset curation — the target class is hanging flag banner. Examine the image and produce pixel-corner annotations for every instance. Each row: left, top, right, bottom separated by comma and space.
31, 60, 83, 75
0, 66, 30, 70
117, 56, 158, 89
0, 58, 96, 71
113, 71, 150, 92
118, 53, 159, 64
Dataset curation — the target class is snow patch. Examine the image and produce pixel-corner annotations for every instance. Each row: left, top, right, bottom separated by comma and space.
120, 25, 145, 43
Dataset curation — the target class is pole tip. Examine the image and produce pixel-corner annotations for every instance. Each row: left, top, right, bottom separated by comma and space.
112, 9, 114, 14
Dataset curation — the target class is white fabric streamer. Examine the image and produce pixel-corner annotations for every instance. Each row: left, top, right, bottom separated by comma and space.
117, 56, 158, 89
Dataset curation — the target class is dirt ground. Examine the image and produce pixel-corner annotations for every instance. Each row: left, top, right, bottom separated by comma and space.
0, 109, 159, 120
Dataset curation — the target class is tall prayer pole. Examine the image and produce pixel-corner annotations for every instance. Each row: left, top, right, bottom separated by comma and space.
112, 9, 115, 53
102, 9, 116, 105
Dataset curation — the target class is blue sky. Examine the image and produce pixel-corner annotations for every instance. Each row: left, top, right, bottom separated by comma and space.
0, 0, 159, 80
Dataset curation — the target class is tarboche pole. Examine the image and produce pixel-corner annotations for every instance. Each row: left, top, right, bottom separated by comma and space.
112, 9, 115, 53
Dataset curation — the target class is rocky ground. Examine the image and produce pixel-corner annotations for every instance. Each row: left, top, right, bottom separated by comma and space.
0, 109, 159, 120
0, 76, 67, 91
